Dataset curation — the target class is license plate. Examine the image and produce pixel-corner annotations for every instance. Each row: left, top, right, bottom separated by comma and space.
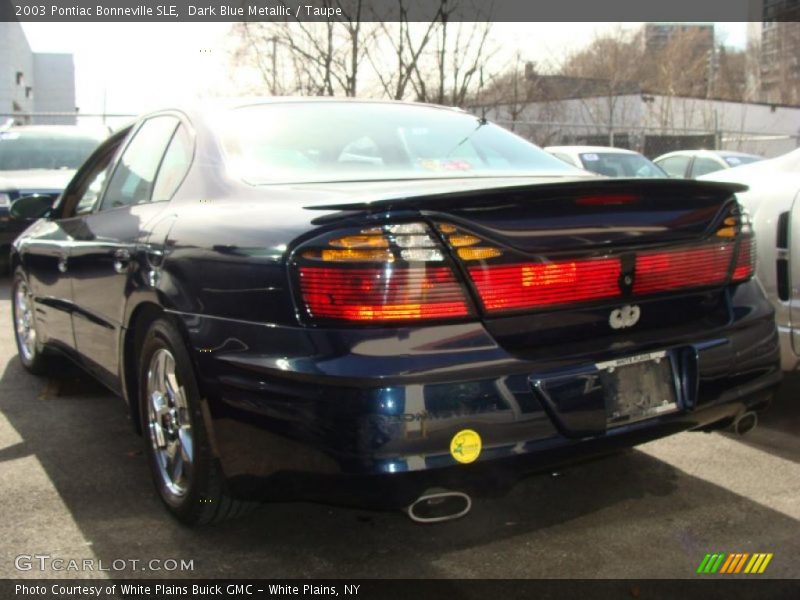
596, 351, 678, 427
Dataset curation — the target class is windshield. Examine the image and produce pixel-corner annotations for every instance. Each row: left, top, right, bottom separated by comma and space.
219, 103, 580, 184
578, 152, 667, 178
0, 131, 101, 171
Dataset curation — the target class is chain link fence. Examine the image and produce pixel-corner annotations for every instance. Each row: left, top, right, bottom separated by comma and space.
3, 111, 798, 160
492, 119, 800, 159
0, 112, 135, 134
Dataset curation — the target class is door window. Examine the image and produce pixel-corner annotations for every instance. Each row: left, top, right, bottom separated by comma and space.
99, 116, 179, 211
152, 125, 193, 202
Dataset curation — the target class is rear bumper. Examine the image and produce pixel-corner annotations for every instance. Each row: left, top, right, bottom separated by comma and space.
172, 280, 782, 506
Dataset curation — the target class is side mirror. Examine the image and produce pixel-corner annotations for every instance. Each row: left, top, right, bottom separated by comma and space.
9, 194, 57, 220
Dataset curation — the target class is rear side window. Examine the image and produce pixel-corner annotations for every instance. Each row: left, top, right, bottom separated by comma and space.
657, 155, 691, 178
152, 125, 193, 202
690, 156, 724, 178
100, 116, 179, 211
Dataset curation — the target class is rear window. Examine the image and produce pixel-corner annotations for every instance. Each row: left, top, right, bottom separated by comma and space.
0, 131, 100, 171
579, 152, 667, 178
218, 103, 579, 184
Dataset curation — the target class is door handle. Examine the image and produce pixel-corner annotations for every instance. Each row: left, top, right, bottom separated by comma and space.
113, 248, 132, 274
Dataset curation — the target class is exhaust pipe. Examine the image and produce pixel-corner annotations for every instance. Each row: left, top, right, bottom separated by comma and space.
732, 411, 758, 436
405, 489, 472, 524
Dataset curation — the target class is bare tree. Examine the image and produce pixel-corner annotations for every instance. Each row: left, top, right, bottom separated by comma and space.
713, 46, 748, 102
366, 0, 442, 100
560, 27, 645, 145
408, 5, 496, 106
229, 1, 377, 97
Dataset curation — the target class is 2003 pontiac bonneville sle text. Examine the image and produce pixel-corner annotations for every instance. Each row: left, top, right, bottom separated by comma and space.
9, 99, 780, 524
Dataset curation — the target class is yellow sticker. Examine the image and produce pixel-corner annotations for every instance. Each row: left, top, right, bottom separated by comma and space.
450, 429, 482, 464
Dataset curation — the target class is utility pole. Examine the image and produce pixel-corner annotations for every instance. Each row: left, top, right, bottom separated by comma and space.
270, 36, 278, 96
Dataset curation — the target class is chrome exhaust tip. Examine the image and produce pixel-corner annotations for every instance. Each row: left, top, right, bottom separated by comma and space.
405, 489, 472, 524
732, 411, 758, 436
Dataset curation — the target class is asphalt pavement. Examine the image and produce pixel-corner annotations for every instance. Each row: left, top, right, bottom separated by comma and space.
0, 276, 798, 579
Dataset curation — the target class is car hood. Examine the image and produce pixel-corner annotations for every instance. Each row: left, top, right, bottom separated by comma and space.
0, 169, 76, 193
699, 149, 800, 215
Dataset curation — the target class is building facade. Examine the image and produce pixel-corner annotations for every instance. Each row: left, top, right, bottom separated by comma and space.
0, 22, 77, 125
643, 23, 715, 54
748, 1, 800, 104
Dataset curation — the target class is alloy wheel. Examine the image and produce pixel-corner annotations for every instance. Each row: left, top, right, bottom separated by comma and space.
14, 279, 37, 362
146, 348, 194, 499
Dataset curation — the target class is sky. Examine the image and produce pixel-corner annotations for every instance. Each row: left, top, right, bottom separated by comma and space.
20, 22, 749, 116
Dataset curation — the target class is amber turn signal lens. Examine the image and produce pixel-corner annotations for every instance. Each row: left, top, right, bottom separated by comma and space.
457, 247, 502, 260
329, 235, 389, 248
449, 235, 481, 247
303, 249, 395, 262
724, 217, 738, 226
716, 227, 737, 238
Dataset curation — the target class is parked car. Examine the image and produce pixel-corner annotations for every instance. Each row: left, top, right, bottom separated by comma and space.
0, 126, 105, 272
545, 145, 668, 178
10, 99, 780, 525
699, 148, 800, 371
654, 149, 764, 179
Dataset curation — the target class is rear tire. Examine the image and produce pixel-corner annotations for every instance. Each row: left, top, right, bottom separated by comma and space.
138, 317, 254, 525
12, 268, 48, 375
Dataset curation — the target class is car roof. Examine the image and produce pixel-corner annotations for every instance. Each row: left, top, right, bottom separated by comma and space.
545, 145, 640, 155
166, 97, 469, 121
655, 149, 762, 160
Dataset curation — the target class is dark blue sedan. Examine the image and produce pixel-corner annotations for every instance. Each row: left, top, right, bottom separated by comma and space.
9, 99, 781, 525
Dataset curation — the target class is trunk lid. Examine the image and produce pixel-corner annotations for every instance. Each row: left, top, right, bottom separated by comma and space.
308, 177, 745, 253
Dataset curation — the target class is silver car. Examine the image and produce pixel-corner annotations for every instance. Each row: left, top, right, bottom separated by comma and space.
700, 149, 800, 370
655, 149, 763, 179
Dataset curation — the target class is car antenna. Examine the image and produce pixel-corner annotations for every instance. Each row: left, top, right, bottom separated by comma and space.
444, 116, 488, 158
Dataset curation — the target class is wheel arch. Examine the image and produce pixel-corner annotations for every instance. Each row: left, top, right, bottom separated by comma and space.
122, 298, 200, 435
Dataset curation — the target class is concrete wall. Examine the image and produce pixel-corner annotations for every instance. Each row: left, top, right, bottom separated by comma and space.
476, 93, 800, 157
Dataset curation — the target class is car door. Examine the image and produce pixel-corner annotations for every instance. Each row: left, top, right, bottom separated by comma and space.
16, 218, 77, 357
68, 114, 189, 390
16, 133, 126, 357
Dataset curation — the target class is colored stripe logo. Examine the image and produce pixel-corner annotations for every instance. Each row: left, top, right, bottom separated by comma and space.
696, 553, 773, 574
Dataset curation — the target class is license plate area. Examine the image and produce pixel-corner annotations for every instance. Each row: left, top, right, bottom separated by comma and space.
531, 350, 682, 437
596, 351, 679, 427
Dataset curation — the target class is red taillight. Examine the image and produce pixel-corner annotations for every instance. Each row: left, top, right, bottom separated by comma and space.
633, 244, 734, 295
299, 266, 469, 321
732, 237, 756, 282
294, 222, 472, 323
468, 258, 621, 311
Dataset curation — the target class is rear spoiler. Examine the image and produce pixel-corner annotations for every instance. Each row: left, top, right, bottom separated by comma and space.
304, 178, 748, 213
